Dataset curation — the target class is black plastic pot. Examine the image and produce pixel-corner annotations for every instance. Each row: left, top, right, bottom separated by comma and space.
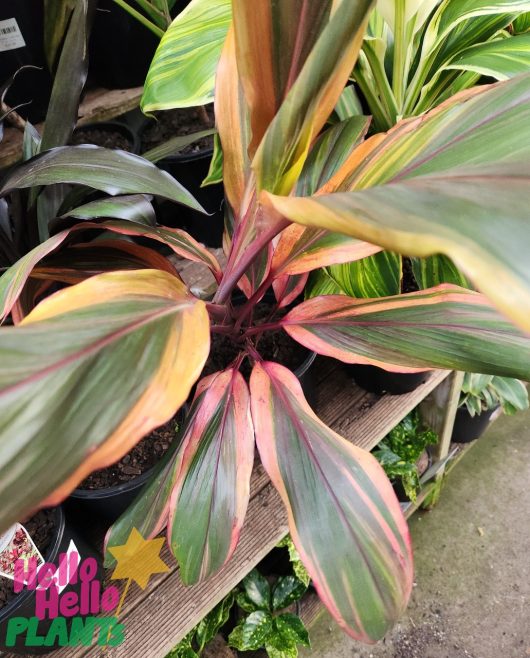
0, 1, 53, 123
150, 147, 225, 248
392, 450, 432, 503
89, 0, 160, 89
71, 120, 140, 153
451, 406, 498, 444
69, 408, 186, 523
0, 507, 102, 655
349, 364, 430, 395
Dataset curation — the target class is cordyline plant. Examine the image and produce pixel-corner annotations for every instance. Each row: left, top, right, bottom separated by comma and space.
2, 0, 530, 644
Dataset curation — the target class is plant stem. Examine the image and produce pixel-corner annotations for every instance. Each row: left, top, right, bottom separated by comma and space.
111, 0, 164, 38
233, 271, 276, 333
243, 321, 283, 338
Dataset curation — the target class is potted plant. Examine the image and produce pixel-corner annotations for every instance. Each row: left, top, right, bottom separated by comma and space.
452, 374, 529, 443
1, 1, 530, 645
373, 410, 438, 502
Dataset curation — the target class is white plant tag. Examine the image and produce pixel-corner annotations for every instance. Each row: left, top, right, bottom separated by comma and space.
0, 523, 44, 581
0, 18, 26, 52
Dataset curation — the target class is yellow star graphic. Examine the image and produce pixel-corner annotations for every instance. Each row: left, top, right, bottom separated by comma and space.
108, 528, 170, 590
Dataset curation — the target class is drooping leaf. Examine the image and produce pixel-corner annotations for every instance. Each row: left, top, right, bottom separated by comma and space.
0, 146, 205, 213
0, 220, 220, 322
264, 76, 530, 332
250, 362, 413, 642
168, 369, 254, 584
142, 0, 232, 111
281, 285, 530, 376
240, 569, 272, 612
251, 0, 373, 194
0, 270, 209, 532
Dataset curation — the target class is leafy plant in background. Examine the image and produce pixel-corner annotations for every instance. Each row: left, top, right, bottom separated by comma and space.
2, 0, 530, 644
109, 0, 177, 37
277, 536, 311, 589
228, 570, 310, 658
354, 0, 530, 131
374, 411, 438, 502
167, 592, 235, 658
459, 374, 529, 417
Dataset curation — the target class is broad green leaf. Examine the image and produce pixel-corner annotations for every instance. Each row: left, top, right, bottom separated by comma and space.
443, 33, 530, 79
43, 0, 76, 70
412, 255, 471, 289
241, 569, 272, 612
228, 611, 273, 651
252, 0, 373, 194
0, 146, 205, 213
0, 220, 220, 322
305, 270, 344, 299
0, 270, 209, 532
142, 0, 232, 111
513, 11, 530, 32
490, 376, 529, 413
272, 577, 307, 612
250, 362, 413, 642
326, 251, 402, 298
265, 644, 297, 658
169, 369, 254, 584
202, 133, 223, 187
280, 285, 530, 377
264, 76, 530, 332
61, 194, 156, 225
333, 86, 364, 121
274, 614, 311, 648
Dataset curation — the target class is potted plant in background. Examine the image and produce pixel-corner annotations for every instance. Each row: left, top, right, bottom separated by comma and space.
452, 374, 529, 443
373, 410, 439, 502
2, 0, 530, 645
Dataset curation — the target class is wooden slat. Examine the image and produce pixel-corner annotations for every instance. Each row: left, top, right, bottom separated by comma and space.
0, 86, 143, 169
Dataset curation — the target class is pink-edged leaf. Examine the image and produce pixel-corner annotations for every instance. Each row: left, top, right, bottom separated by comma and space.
168, 369, 255, 584
0, 220, 220, 321
273, 272, 308, 309
281, 285, 530, 377
271, 224, 381, 277
250, 361, 413, 642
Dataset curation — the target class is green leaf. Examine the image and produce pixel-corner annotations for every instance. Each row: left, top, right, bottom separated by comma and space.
305, 270, 344, 299
272, 577, 307, 612
281, 286, 530, 377
0, 146, 205, 213
0, 270, 209, 532
43, 0, 76, 71
443, 33, 530, 80
228, 611, 274, 651
265, 644, 298, 658
142, 0, 232, 111
490, 376, 529, 414
333, 86, 364, 121
241, 569, 272, 612
412, 255, 471, 289
277, 536, 311, 587
169, 370, 254, 584
41, 0, 92, 151
274, 614, 311, 648
326, 251, 402, 299
250, 362, 413, 642
202, 133, 224, 187
142, 129, 216, 163
61, 194, 156, 225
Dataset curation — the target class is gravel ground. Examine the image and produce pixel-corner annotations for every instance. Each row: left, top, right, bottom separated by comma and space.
300, 409, 530, 658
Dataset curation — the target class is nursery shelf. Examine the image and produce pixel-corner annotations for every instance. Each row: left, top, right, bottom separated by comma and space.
0, 86, 143, 169
41, 363, 451, 658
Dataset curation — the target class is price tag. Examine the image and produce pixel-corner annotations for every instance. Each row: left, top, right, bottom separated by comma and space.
0, 523, 44, 581
0, 18, 26, 53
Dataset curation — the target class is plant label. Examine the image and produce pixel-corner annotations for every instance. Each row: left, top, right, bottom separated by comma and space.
0, 18, 26, 52
0, 523, 44, 581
